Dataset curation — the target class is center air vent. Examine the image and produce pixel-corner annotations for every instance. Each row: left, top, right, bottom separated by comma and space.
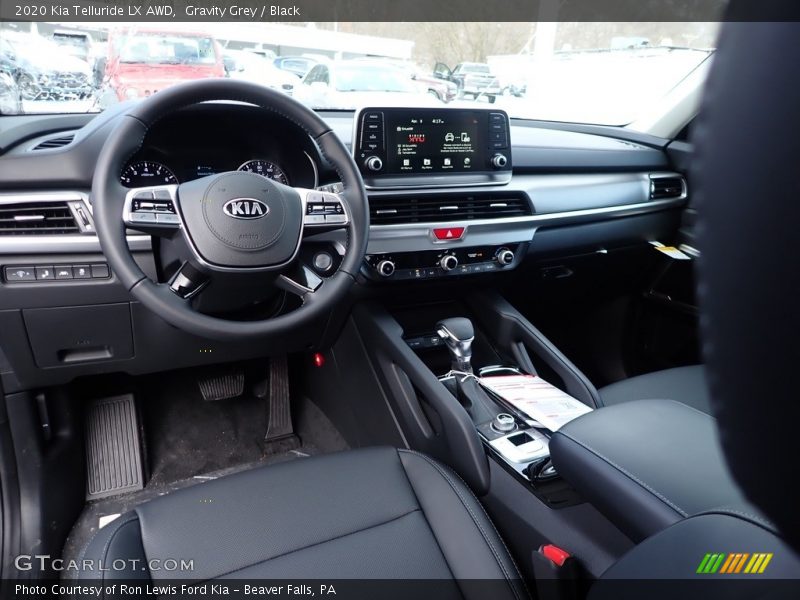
0, 201, 80, 235
650, 176, 686, 200
370, 193, 532, 225
31, 133, 75, 151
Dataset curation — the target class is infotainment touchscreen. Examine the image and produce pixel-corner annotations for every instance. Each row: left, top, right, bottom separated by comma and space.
388, 112, 481, 174
354, 107, 512, 188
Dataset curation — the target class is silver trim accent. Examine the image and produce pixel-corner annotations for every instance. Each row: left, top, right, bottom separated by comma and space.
222, 197, 270, 220
304, 151, 320, 189
0, 191, 151, 254
367, 196, 685, 254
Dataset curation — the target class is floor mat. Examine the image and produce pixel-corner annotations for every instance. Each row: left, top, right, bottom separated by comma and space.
143, 369, 270, 487
62, 372, 349, 572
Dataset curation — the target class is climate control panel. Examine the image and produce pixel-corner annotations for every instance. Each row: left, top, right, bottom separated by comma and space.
362, 244, 523, 282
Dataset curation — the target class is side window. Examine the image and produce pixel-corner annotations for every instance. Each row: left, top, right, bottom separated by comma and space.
319, 66, 329, 85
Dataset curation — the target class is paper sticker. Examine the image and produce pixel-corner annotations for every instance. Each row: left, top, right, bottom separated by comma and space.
479, 375, 592, 431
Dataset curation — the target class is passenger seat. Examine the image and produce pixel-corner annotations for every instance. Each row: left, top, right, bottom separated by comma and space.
598, 365, 710, 414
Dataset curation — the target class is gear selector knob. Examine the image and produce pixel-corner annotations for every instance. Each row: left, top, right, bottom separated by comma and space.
436, 317, 475, 373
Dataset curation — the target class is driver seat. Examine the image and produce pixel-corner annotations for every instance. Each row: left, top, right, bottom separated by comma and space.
79, 446, 528, 598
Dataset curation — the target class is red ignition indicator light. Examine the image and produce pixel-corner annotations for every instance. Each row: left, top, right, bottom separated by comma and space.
432, 227, 465, 240
313, 353, 325, 368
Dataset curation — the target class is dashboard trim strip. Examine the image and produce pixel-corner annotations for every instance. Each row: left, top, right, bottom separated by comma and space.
366, 196, 686, 254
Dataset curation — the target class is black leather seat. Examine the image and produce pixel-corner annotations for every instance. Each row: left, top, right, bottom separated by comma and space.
80, 447, 528, 598
598, 365, 710, 414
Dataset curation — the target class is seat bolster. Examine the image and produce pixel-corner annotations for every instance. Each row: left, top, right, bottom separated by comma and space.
78, 513, 151, 582
398, 449, 529, 600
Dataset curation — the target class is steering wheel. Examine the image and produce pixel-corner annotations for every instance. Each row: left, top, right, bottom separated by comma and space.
92, 79, 368, 341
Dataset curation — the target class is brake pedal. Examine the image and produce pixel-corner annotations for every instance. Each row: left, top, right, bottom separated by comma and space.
85, 394, 144, 500
198, 370, 245, 401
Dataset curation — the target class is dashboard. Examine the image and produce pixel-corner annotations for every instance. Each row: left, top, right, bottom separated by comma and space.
118, 104, 318, 189
0, 100, 688, 392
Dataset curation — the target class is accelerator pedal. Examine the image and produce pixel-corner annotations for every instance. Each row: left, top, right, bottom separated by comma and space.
264, 356, 300, 454
198, 369, 245, 401
85, 394, 144, 500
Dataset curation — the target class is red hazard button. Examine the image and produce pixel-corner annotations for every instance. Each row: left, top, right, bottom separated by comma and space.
432, 227, 465, 240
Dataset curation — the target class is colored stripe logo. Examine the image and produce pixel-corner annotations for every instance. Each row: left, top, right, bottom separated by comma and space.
697, 553, 773, 574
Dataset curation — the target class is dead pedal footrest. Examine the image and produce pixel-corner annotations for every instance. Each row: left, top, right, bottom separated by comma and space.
85, 394, 144, 500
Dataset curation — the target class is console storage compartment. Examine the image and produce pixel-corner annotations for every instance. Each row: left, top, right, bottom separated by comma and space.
549, 399, 753, 542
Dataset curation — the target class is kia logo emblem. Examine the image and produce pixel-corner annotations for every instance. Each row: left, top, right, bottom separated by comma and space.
223, 198, 269, 220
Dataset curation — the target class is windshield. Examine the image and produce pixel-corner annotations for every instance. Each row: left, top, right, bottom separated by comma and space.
0, 22, 717, 125
334, 65, 417, 93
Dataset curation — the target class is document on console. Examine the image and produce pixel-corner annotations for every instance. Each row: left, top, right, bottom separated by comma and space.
479, 374, 592, 431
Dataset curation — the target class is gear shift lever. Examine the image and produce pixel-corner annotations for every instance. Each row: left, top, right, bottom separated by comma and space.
436, 317, 475, 373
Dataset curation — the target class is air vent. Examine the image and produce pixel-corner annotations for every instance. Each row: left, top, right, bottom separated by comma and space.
650, 176, 686, 200
370, 193, 532, 225
0, 201, 80, 235
32, 133, 75, 151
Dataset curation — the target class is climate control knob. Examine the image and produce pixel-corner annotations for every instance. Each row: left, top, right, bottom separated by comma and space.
376, 259, 395, 277
496, 248, 515, 266
491, 153, 508, 169
365, 156, 383, 172
440, 254, 459, 271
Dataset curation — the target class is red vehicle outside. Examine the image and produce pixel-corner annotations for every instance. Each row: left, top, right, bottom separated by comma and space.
105, 28, 224, 101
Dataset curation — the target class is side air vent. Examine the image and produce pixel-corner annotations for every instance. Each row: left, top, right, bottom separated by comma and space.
370, 193, 533, 225
31, 133, 76, 151
0, 201, 80, 235
650, 176, 686, 200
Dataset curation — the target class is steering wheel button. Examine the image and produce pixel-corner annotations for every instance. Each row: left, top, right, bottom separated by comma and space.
304, 215, 326, 225
130, 212, 157, 224
156, 213, 180, 225
325, 214, 347, 224
153, 189, 173, 200
132, 190, 155, 200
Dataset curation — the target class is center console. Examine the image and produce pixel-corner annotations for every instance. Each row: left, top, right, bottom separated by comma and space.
352, 106, 532, 283
339, 290, 602, 507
